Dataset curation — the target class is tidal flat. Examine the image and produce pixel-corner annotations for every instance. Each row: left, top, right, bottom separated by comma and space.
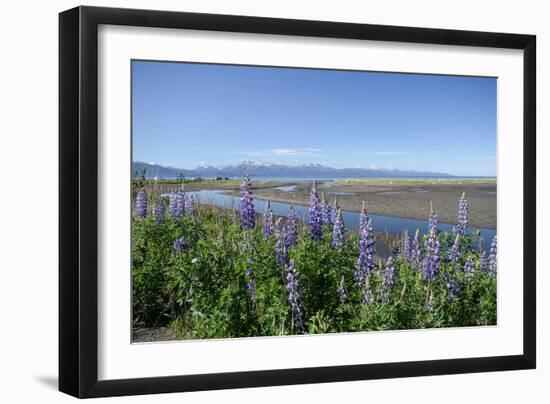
240, 178, 496, 229
143, 178, 496, 229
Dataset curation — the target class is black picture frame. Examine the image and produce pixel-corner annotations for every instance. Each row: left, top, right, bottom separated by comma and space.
59, 5, 536, 398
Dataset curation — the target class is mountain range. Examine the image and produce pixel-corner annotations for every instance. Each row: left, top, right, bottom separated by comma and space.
132, 161, 453, 179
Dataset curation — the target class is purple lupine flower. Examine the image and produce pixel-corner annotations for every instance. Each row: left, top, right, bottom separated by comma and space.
168, 192, 176, 217
285, 259, 304, 333
320, 193, 332, 225
428, 201, 438, 232
337, 275, 347, 303
479, 251, 488, 272
354, 223, 368, 285
359, 201, 368, 231
410, 229, 422, 270
239, 171, 255, 229
365, 219, 376, 273
392, 246, 400, 257
402, 230, 410, 260
448, 233, 461, 263
134, 189, 147, 217
464, 255, 474, 277
168, 192, 179, 218
244, 266, 256, 297
384, 257, 396, 286
456, 192, 469, 235
331, 208, 345, 249
153, 200, 165, 223
275, 218, 289, 268
286, 206, 298, 248
185, 194, 195, 216
354, 216, 375, 285
489, 235, 497, 277
262, 201, 274, 239
444, 272, 461, 301
331, 197, 339, 224
173, 236, 189, 252
423, 226, 440, 281
308, 180, 323, 240
175, 191, 185, 217
380, 257, 395, 304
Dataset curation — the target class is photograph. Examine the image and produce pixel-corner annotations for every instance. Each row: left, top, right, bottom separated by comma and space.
131, 60, 498, 343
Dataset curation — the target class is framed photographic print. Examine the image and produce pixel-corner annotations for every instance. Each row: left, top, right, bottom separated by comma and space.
59, 6, 536, 398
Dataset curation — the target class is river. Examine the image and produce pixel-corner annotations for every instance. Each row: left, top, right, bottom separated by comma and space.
185, 190, 496, 251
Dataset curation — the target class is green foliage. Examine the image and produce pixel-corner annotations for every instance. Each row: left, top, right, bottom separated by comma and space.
132, 205, 497, 339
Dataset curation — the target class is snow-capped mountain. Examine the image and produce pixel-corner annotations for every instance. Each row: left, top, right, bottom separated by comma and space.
132, 161, 453, 179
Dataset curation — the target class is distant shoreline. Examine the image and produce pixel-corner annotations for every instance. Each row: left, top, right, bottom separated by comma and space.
132, 160, 495, 181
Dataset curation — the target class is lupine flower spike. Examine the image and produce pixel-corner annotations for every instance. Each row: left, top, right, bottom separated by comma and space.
172, 191, 184, 217
175, 191, 185, 217
354, 209, 369, 285
308, 180, 323, 240
135, 189, 147, 217
359, 201, 368, 231
239, 171, 255, 229
380, 257, 395, 303
185, 194, 195, 216
448, 234, 460, 263
424, 226, 440, 281
153, 199, 165, 223
456, 192, 469, 235
428, 200, 438, 232
444, 271, 460, 301
479, 251, 488, 272
320, 192, 332, 225
489, 235, 497, 278
285, 259, 304, 333
332, 208, 345, 249
331, 197, 339, 224
286, 206, 298, 248
168, 192, 178, 218
275, 218, 289, 268
411, 228, 422, 270
365, 219, 376, 274
355, 214, 375, 286
263, 200, 274, 239
464, 255, 474, 277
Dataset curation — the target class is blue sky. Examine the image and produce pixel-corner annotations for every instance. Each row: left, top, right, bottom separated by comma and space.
132, 60, 497, 176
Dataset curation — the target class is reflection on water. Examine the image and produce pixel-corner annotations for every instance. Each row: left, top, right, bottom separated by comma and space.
186, 190, 496, 251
